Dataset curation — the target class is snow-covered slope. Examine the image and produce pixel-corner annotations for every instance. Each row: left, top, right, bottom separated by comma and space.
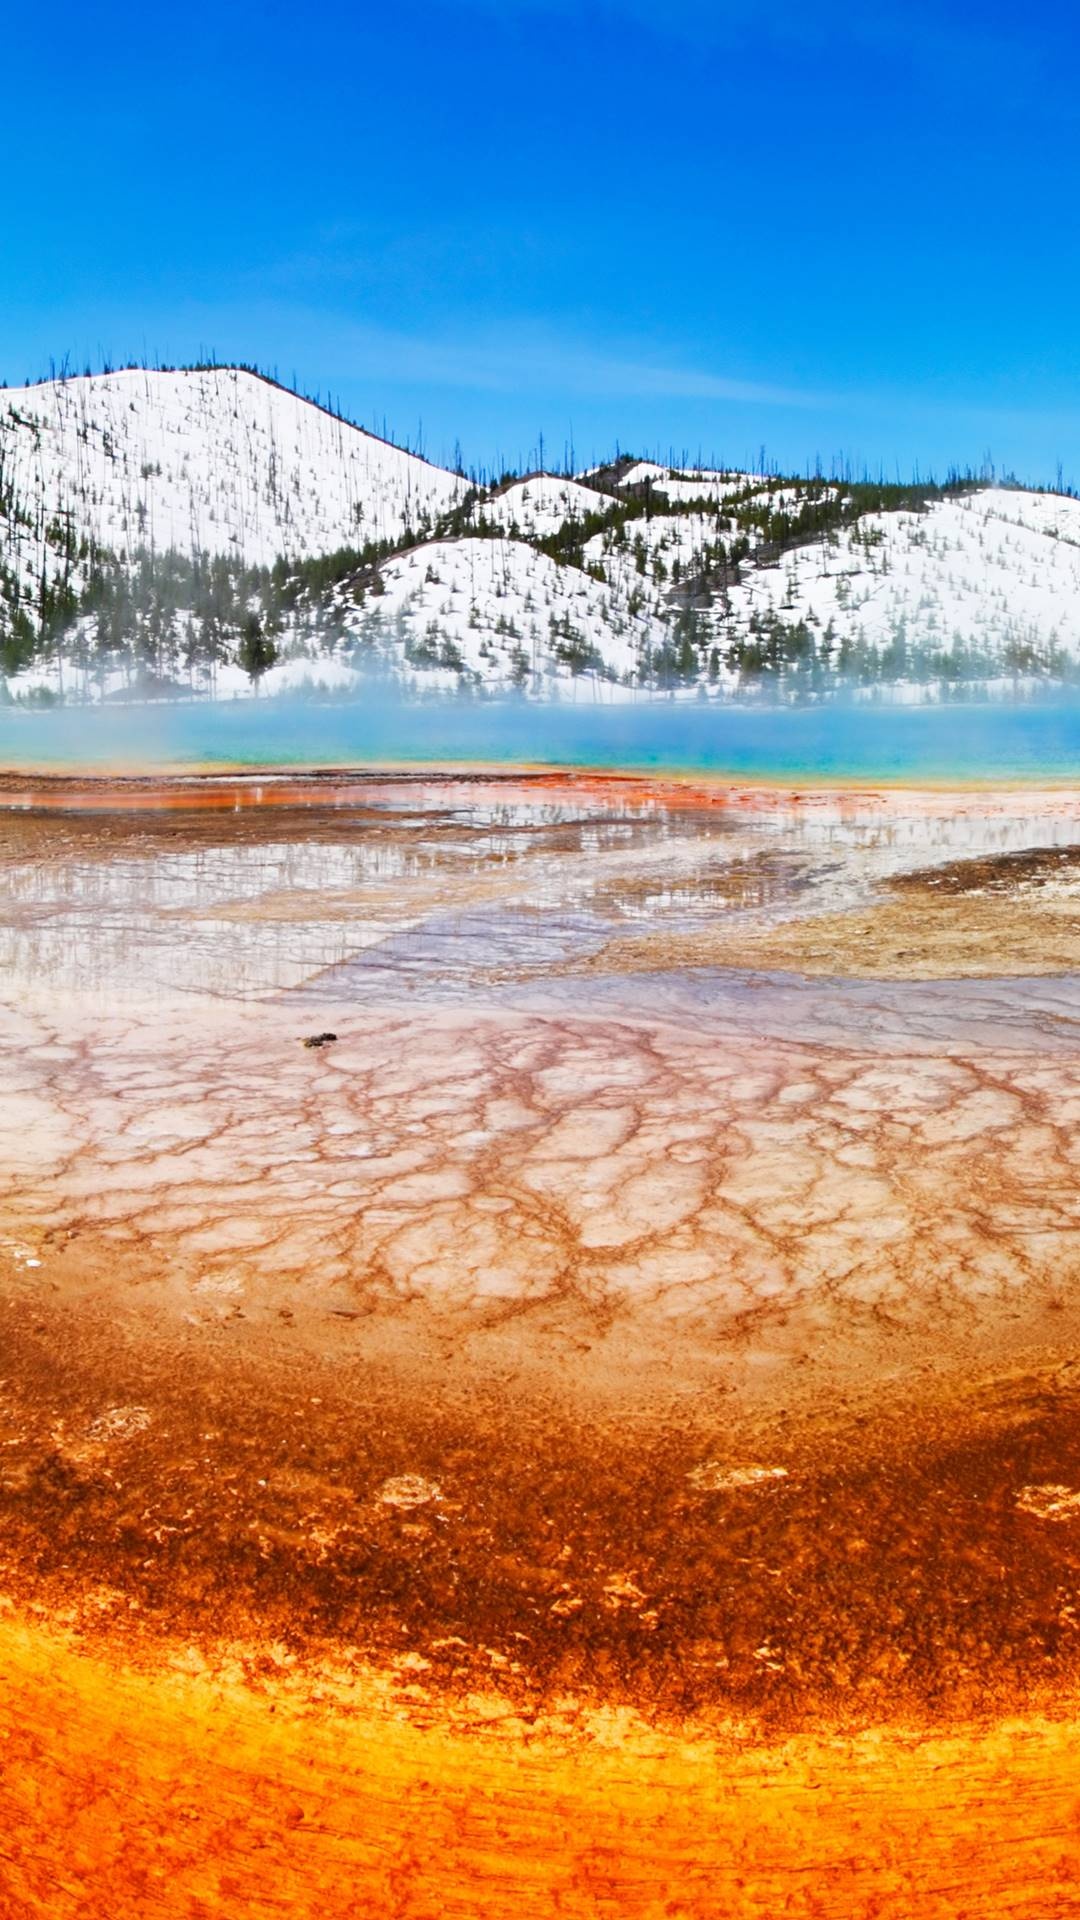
717, 489, 1080, 675
617, 462, 760, 503
0, 366, 466, 591
346, 536, 652, 691
471, 475, 610, 538
3, 373, 1080, 703
583, 509, 734, 599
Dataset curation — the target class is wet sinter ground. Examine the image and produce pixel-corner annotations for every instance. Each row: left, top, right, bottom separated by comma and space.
1, 769, 1079, 1917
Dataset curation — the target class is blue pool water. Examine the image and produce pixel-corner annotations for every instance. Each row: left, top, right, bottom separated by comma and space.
0, 695, 1078, 782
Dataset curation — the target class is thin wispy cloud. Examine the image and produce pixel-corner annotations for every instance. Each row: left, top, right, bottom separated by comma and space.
28, 294, 830, 413
295, 318, 832, 410
40, 287, 1080, 439
337, 317, 1080, 465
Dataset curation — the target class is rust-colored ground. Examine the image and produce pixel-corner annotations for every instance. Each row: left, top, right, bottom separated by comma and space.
5, 1614, 1080, 1920
1, 771, 1079, 1916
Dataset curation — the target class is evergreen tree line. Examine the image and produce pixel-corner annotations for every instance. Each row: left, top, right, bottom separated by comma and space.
649, 605, 1080, 692
0, 524, 438, 687
1, 453, 1078, 697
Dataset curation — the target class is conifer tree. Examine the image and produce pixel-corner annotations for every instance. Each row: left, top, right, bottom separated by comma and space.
238, 611, 277, 689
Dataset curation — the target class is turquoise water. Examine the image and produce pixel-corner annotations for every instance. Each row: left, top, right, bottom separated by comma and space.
0, 696, 1078, 782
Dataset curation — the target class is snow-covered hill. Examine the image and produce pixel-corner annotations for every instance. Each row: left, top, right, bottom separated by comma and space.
2, 368, 1079, 703
470, 475, 608, 539
253, 481, 1080, 701
364, 535, 649, 691
720, 488, 1080, 672
616, 461, 760, 505
0, 366, 466, 593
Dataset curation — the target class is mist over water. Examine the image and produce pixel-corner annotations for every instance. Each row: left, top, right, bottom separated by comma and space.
0, 695, 1078, 780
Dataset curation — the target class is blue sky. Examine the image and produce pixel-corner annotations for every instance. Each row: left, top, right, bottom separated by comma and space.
4, 0, 1080, 480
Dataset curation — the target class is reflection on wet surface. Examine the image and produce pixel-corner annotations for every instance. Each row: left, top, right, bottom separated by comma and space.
2, 774, 1078, 1000
2, 770, 1080, 1916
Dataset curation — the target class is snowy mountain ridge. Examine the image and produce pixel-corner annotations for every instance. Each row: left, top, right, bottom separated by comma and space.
0, 365, 465, 577
2, 365, 1079, 703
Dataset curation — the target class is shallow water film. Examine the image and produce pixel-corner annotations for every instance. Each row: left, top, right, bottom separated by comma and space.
1, 767, 1080, 1917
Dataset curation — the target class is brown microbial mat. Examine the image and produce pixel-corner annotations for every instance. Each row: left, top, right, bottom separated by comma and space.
1, 769, 1079, 1916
